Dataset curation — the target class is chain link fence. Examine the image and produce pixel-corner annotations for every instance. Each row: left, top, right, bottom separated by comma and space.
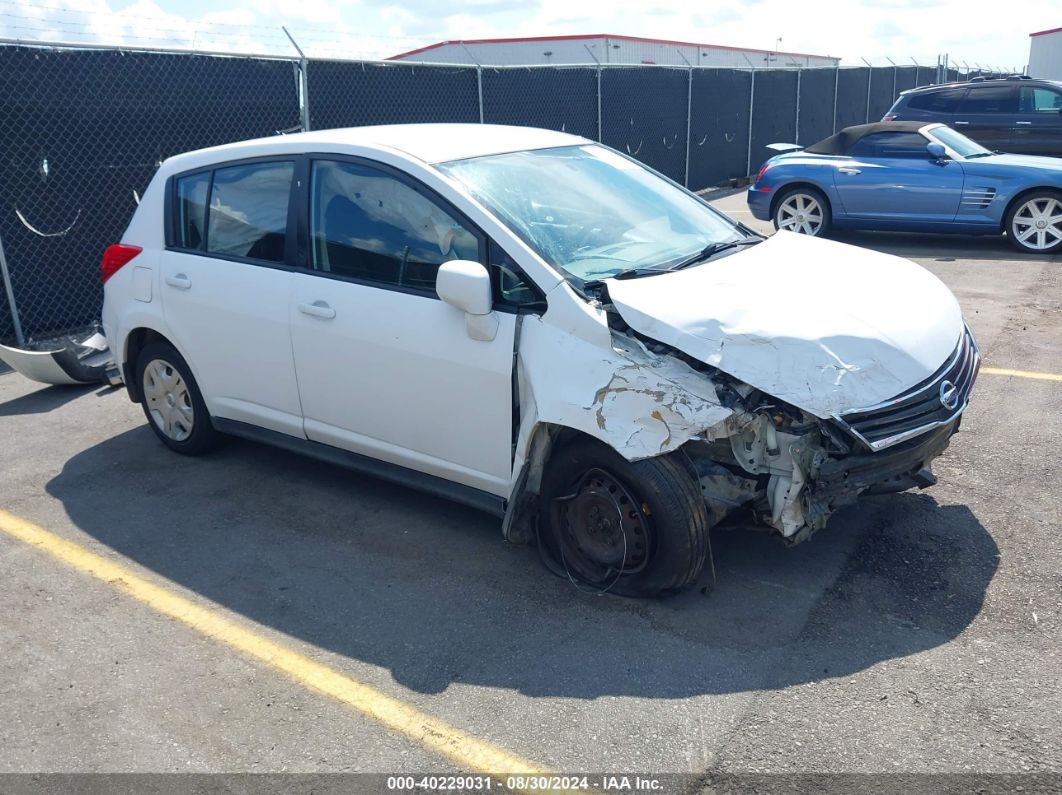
0, 44, 300, 345
0, 41, 1009, 345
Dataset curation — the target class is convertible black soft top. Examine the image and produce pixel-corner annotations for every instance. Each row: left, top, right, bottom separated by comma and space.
804, 121, 929, 155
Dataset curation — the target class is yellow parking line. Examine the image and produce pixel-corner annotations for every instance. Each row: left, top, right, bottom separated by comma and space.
0, 508, 547, 777
982, 367, 1062, 382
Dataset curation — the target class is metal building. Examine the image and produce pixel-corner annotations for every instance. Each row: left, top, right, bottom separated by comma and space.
1029, 26, 1062, 79
389, 34, 839, 69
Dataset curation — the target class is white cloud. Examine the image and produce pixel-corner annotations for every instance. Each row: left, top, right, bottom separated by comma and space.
0, 0, 1055, 68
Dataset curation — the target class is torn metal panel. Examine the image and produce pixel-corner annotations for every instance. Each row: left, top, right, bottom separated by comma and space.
514, 312, 735, 464
605, 231, 965, 418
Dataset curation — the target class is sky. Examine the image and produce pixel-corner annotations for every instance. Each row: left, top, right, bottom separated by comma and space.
1, 0, 1057, 70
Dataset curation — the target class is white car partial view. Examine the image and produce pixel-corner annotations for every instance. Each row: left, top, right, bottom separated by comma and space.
101, 124, 980, 597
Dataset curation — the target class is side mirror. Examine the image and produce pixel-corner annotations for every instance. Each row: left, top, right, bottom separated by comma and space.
927, 142, 947, 160
436, 260, 498, 341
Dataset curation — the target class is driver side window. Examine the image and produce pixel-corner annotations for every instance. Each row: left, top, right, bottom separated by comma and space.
309, 159, 480, 292
849, 132, 931, 159
1021, 86, 1062, 113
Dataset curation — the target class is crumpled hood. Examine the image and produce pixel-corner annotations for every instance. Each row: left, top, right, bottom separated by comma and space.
605, 231, 964, 418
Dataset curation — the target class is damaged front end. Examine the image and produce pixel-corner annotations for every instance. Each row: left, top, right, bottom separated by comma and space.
598, 316, 979, 546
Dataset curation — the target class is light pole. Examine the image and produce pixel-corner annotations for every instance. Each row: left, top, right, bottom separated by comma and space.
765, 35, 782, 65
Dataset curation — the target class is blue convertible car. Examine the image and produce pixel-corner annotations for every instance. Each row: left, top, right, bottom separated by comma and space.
747, 121, 1062, 254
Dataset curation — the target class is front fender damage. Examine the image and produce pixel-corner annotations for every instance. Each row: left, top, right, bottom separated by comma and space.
505, 313, 952, 548
516, 316, 737, 462
503, 316, 740, 542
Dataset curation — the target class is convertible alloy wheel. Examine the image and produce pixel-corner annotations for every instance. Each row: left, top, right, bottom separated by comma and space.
775, 192, 826, 236
142, 358, 195, 442
1009, 195, 1062, 253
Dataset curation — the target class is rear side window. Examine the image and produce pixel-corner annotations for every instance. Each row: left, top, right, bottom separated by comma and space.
309, 159, 480, 292
849, 132, 929, 159
905, 88, 966, 113
958, 85, 1018, 114
175, 172, 209, 249
205, 161, 294, 263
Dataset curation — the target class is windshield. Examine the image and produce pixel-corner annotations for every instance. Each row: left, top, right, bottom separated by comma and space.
437, 145, 747, 282
926, 125, 992, 159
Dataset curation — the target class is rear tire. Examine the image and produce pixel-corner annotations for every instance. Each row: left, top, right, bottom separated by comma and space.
539, 438, 710, 597
1005, 190, 1062, 254
135, 341, 218, 456
773, 186, 832, 237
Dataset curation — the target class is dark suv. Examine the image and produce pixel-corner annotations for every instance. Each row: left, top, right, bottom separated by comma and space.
884, 77, 1062, 157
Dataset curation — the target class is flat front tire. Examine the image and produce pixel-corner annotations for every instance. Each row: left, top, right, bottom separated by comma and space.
539, 438, 710, 597
135, 341, 218, 456
773, 187, 832, 237
1006, 191, 1062, 254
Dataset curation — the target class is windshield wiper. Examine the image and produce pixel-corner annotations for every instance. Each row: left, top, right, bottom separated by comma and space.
670, 237, 762, 271
608, 266, 672, 280
581, 236, 764, 284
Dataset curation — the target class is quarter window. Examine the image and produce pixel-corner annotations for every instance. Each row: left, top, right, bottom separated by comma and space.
205, 161, 294, 263
489, 241, 545, 310
957, 85, 1018, 114
906, 88, 966, 113
310, 160, 479, 291
175, 172, 210, 249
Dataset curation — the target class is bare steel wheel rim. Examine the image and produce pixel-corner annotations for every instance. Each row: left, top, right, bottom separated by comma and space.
553, 468, 651, 585
1012, 197, 1062, 251
777, 194, 824, 235
142, 358, 194, 442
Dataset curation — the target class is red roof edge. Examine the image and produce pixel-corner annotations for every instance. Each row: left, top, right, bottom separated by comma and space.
1030, 26, 1062, 37
388, 33, 836, 62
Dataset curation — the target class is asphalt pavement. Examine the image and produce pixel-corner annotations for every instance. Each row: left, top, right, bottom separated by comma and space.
0, 190, 1058, 790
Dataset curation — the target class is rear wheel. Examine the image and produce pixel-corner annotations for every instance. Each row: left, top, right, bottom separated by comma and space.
773, 187, 832, 237
135, 341, 218, 455
539, 439, 710, 597
1005, 191, 1062, 254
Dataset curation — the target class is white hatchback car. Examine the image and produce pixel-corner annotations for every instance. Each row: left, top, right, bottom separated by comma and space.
102, 124, 979, 597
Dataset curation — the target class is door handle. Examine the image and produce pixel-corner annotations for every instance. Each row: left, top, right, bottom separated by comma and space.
165, 274, 191, 290
954, 121, 969, 126
1015, 121, 1032, 126
298, 300, 336, 320
838, 167, 862, 175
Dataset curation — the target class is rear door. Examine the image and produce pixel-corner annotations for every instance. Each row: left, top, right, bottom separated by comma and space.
952, 83, 1020, 151
1011, 84, 1062, 156
831, 131, 964, 221
159, 159, 304, 437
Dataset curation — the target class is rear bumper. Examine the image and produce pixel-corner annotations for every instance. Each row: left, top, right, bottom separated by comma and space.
746, 187, 772, 221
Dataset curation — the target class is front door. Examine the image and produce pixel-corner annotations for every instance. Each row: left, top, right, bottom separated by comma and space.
832, 131, 965, 222
952, 83, 1020, 151
1011, 84, 1062, 156
289, 158, 516, 496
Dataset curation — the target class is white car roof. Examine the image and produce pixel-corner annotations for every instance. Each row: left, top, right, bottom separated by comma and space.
161, 123, 588, 174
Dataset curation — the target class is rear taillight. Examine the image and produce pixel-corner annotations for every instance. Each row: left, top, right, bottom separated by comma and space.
882, 113, 898, 122
101, 244, 142, 284
754, 162, 772, 184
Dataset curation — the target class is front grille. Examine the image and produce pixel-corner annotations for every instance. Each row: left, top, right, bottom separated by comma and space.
834, 327, 980, 451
